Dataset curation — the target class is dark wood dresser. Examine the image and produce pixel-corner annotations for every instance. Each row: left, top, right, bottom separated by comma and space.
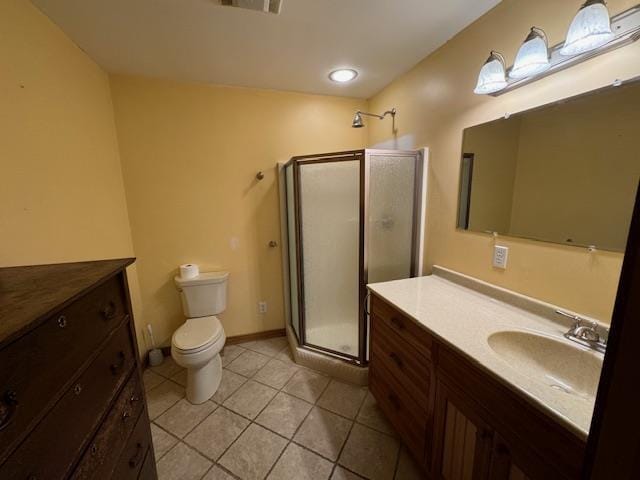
0, 259, 157, 480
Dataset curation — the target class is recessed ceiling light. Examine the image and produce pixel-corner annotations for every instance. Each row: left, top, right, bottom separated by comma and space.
329, 69, 358, 83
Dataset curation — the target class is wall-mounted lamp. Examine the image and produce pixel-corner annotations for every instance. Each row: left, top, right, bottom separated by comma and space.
474, 52, 508, 94
561, 0, 614, 56
351, 108, 396, 128
510, 27, 550, 79
474, 2, 640, 96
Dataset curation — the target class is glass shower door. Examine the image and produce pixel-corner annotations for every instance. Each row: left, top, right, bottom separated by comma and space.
366, 152, 418, 283
298, 159, 361, 358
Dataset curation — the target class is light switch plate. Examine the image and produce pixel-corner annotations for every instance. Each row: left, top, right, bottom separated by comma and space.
493, 245, 509, 269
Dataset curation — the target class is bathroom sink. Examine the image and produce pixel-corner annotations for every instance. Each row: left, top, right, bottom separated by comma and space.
487, 330, 603, 398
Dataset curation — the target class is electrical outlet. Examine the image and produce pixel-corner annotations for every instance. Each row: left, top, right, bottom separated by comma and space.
258, 301, 267, 314
493, 245, 509, 269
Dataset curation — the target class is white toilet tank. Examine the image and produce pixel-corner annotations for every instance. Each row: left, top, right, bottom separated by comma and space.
175, 271, 229, 318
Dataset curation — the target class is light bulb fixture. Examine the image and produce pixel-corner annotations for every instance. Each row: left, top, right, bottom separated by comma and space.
560, 0, 614, 56
351, 109, 396, 128
473, 51, 508, 95
329, 69, 358, 83
509, 27, 551, 79
473, 3, 640, 96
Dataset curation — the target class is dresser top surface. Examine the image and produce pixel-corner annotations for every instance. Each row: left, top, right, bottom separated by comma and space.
0, 258, 134, 346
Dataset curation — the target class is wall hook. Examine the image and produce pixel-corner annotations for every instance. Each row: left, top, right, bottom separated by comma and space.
256, 171, 265, 180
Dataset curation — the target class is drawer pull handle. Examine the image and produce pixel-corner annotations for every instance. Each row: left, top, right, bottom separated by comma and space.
390, 317, 405, 330
388, 392, 401, 411
57, 315, 67, 328
100, 301, 117, 320
389, 352, 403, 369
74, 384, 83, 395
110, 351, 126, 374
130, 395, 140, 403
122, 410, 131, 421
91, 444, 98, 455
0, 390, 18, 431
129, 443, 144, 468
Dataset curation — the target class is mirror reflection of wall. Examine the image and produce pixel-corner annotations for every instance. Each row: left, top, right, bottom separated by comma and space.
458, 81, 640, 252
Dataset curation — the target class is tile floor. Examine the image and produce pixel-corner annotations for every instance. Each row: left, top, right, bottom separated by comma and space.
145, 336, 423, 480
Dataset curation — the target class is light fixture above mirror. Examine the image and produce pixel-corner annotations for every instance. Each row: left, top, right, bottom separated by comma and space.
473, 2, 640, 96
561, 0, 614, 56
474, 51, 508, 94
509, 27, 550, 79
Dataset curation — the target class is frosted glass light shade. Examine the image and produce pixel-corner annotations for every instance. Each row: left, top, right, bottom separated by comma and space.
509, 28, 551, 79
560, 1, 614, 56
474, 52, 508, 95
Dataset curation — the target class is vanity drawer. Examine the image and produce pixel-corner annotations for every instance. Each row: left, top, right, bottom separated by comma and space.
0, 274, 128, 461
370, 294, 432, 357
370, 360, 427, 463
112, 408, 154, 480
71, 371, 144, 480
371, 314, 432, 409
0, 320, 136, 479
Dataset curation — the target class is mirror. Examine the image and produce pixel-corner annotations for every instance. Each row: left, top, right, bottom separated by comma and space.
458, 80, 640, 252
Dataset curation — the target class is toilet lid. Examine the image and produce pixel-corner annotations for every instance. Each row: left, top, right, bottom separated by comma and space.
173, 316, 223, 351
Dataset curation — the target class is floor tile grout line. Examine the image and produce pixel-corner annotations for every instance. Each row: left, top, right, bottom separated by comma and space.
149, 339, 404, 480
150, 421, 183, 464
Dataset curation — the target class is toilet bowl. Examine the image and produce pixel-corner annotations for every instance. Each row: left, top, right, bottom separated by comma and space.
171, 315, 226, 404
172, 270, 229, 404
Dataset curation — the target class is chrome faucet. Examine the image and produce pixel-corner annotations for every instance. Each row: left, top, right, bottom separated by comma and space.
556, 310, 608, 354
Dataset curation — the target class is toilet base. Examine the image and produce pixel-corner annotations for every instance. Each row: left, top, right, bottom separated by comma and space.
185, 353, 222, 404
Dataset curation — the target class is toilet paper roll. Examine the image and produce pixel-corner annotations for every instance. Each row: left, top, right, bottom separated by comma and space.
179, 263, 199, 279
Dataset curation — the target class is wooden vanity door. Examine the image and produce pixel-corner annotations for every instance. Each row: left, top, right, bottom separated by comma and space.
432, 379, 493, 480
433, 379, 536, 480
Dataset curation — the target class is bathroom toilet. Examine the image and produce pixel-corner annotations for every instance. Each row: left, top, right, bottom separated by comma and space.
171, 271, 229, 404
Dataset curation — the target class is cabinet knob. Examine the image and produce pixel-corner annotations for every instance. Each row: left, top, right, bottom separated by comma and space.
387, 392, 401, 411
57, 315, 67, 328
389, 352, 404, 369
0, 390, 18, 431
128, 443, 144, 468
110, 351, 126, 374
100, 301, 117, 320
390, 317, 405, 330
74, 384, 83, 395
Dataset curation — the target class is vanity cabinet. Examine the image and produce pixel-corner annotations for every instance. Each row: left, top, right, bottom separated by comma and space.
0, 259, 156, 480
369, 294, 585, 480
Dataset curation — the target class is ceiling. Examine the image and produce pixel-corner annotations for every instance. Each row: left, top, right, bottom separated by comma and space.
31, 0, 500, 98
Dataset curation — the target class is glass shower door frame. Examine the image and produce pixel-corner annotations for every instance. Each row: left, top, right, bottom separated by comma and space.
286, 149, 423, 365
290, 151, 366, 363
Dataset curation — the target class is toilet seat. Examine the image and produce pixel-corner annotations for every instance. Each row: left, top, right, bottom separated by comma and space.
172, 316, 223, 354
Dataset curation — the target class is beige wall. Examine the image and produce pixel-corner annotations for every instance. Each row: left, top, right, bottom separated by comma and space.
110, 75, 367, 346
0, 0, 144, 346
367, 0, 640, 322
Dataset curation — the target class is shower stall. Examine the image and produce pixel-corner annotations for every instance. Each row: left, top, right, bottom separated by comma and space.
281, 149, 426, 366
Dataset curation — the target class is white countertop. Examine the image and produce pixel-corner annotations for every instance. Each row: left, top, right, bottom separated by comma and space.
367, 267, 603, 440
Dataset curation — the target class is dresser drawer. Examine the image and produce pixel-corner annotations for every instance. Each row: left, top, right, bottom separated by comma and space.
370, 314, 432, 409
0, 320, 135, 479
137, 448, 157, 480
112, 409, 154, 480
71, 371, 144, 480
0, 275, 128, 461
370, 360, 427, 463
370, 294, 432, 357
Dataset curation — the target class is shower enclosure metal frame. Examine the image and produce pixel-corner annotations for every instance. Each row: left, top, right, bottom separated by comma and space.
283, 149, 425, 365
